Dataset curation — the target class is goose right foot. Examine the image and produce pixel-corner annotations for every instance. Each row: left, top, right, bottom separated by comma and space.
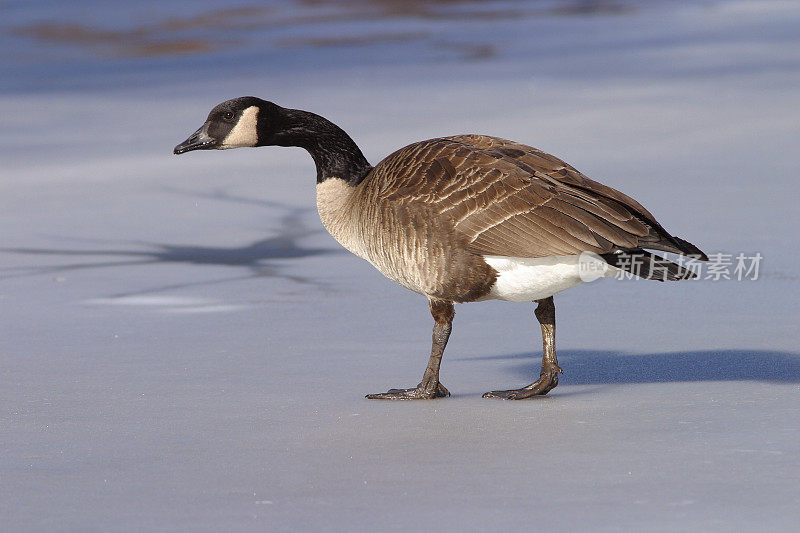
365, 381, 450, 400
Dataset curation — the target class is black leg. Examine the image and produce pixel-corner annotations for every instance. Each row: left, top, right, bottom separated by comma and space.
483, 296, 562, 399
366, 298, 453, 400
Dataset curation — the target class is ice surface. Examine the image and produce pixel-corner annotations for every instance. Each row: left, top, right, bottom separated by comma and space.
2, 1, 799, 531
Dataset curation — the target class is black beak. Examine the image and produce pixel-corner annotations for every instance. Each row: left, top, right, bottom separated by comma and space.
173, 124, 217, 155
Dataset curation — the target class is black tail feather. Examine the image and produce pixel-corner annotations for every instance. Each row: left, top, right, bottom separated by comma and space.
600, 249, 698, 281
673, 236, 709, 261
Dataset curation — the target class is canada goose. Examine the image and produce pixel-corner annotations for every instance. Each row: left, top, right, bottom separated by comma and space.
174, 97, 707, 400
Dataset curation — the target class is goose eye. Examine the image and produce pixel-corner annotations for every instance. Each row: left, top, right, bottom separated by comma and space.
223, 111, 234, 121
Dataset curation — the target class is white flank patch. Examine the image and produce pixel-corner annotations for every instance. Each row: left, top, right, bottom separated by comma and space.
483, 255, 609, 302
221, 106, 259, 148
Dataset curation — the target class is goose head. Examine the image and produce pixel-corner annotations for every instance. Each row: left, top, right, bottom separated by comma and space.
174, 96, 281, 154
173, 97, 373, 184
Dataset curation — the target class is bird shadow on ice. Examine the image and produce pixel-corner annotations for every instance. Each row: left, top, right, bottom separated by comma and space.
0, 189, 336, 296
457, 349, 800, 386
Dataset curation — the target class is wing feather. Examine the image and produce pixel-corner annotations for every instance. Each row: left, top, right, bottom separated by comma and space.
368, 135, 703, 259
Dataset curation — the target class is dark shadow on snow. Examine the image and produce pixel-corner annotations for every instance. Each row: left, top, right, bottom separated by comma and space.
0, 189, 337, 295
457, 349, 800, 385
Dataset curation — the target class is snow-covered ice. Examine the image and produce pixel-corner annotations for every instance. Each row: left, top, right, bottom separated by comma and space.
2, 1, 799, 531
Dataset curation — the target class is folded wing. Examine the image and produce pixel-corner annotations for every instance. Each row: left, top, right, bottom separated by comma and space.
374, 135, 707, 262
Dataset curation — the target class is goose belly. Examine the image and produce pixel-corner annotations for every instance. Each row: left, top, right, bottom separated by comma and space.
482, 255, 601, 302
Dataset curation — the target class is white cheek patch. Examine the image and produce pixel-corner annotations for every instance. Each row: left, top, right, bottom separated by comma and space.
221, 106, 259, 148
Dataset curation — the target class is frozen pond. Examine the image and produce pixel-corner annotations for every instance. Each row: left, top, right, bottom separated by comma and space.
2, 1, 799, 531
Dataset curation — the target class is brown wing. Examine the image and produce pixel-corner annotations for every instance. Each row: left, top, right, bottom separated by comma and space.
446, 135, 707, 257
369, 135, 704, 259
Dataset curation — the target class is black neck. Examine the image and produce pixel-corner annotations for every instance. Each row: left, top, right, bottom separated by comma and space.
268, 108, 372, 185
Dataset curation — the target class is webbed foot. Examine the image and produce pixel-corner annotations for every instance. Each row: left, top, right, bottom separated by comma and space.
366, 381, 450, 400
482, 365, 562, 400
